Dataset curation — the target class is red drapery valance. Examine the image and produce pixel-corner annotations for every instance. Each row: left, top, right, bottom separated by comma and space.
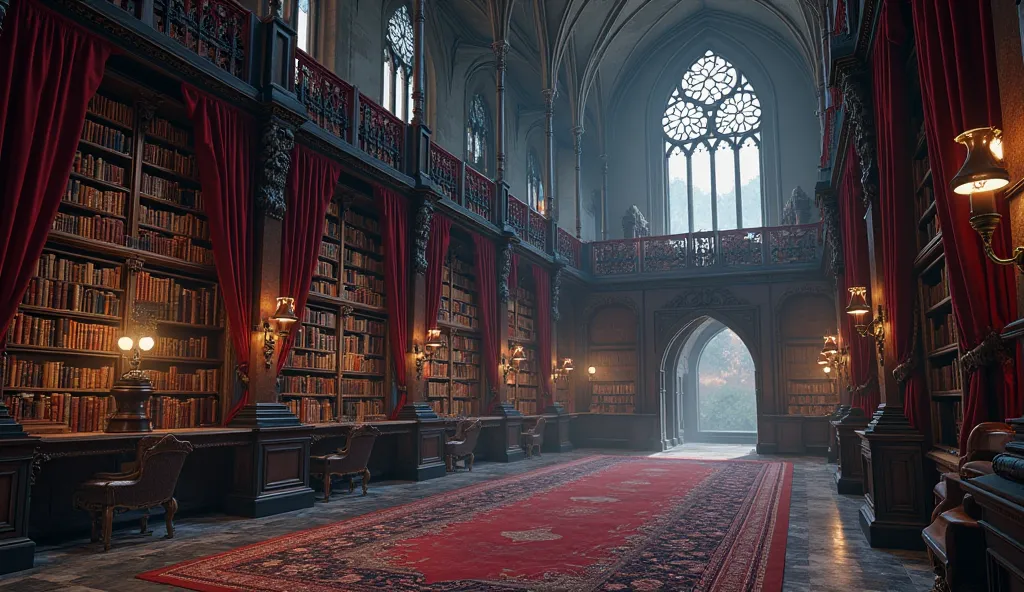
912, 0, 1021, 449
276, 145, 341, 373
532, 265, 553, 413
181, 84, 255, 425
425, 214, 452, 332
872, 0, 928, 429
472, 233, 500, 411
0, 0, 112, 346
838, 143, 880, 414
378, 187, 410, 419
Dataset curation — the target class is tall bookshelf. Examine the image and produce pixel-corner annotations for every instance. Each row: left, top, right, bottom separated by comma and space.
427, 238, 482, 417
782, 339, 836, 416
507, 284, 539, 415
3, 75, 227, 433
588, 347, 636, 414
282, 198, 390, 423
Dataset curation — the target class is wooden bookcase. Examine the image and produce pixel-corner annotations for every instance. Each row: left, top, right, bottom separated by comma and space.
507, 284, 539, 415
588, 346, 637, 414
282, 198, 390, 423
427, 238, 482, 416
3, 76, 227, 433
782, 339, 836, 416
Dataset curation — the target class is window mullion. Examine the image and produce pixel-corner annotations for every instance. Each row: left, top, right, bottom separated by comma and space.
734, 144, 742, 228
709, 142, 718, 232
686, 153, 694, 234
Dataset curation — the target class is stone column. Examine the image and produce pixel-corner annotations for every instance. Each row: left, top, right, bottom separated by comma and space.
573, 126, 584, 239
600, 153, 609, 239
492, 41, 510, 185
543, 89, 556, 220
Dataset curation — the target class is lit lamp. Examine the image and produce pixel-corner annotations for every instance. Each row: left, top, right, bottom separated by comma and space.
553, 358, 574, 383
502, 344, 527, 382
587, 366, 597, 382
951, 127, 1024, 271
107, 335, 156, 433
262, 296, 299, 368
819, 335, 846, 378
846, 286, 885, 361
415, 328, 446, 380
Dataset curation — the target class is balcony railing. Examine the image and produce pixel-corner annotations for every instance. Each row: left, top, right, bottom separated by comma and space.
589, 223, 821, 277
508, 195, 528, 241
528, 209, 547, 251
295, 49, 353, 142
359, 95, 404, 170
464, 166, 494, 221
428, 141, 462, 203
557, 228, 581, 269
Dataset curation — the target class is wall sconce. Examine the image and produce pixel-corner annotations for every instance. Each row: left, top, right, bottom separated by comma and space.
117, 335, 154, 380
587, 366, 597, 381
951, 127, 1024, 271
261, 296, 299, 369
818, 335, 847, 379
846, 286, 885, 362
553, 357, 574, 383
501, 344, 527, 383
415, 328, 446, 381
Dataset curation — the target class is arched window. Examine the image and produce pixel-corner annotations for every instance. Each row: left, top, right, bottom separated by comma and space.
696, 327, 756, 433
466, 93, 491, 175
663, 50, 763, 234
527, 150, 544, 214
383, 5, 414, 123
293, 0, 316, 54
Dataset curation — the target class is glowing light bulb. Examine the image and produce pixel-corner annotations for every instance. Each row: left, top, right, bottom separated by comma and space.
117, 336, 134, 352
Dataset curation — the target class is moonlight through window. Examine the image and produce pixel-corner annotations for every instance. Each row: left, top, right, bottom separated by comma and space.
664, 50, 763, 234
383, 5, 414, 123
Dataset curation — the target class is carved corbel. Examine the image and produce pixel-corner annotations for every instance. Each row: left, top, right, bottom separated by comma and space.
413, 197, 434, 275
256, 120, 296, 221
498, 237, 516, 302
551, 267, 564, 322
815, 186, 844, 277
839, 69, 878, 209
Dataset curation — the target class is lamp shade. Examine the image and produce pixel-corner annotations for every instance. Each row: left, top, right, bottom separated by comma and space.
138, 336, 155, 352
511, 344, 527, 362
822, 335, 839, 355
117, 336, 135, 352
425, 328, 444, 349
562, 358, 574, 371
816, 351, 829, 365
588, 366, 597, 375
951, 127, 1010, 196
846, 286, 870, 317
271, 296, 299, 329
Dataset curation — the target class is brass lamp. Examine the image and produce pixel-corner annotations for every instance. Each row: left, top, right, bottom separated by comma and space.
553, 358, 574, 383
425, 328, 444, 351
262, 296, 299, 368
846, 286, 885, 362
415, 328, 445, 380
952, 127, 1024, 271
819, 335, 846, 378
501, 344, 527, 382
108, 335, 156, 433
587, 366, 597, 381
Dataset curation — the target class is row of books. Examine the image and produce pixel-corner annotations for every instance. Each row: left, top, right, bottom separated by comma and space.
345, 286, 384, 308
424, 361, 449, 378
323, 219, 341, 240
34, 253, 122, 289
148, 395, 218, 429
516, 400, 540, 415
319, 241, 339, 260
510, 385, 538, 400
345, 209, 380, 234
427, 381, 449, 397
344, 249, 383, 273
341, 378, 384, 397
344, 315, 385, 335
451, 365, 479, 380
314, 260, 336, 279
927, 318, 959, 353
82, 120, 130, 155
448, 311, 478, 329
590, 403, 634, 414
450, 334, 479, 352
8, 312, 117, 351
294, 326, 337, 351
592, 383, 636, 395
87, 95, 133, 128
130, 230, 213, 265
591, 393, 634, 404
787, 404, 835, 417
285, 398, 334, 424
452, 381, 478, 398
344, 228, 381, 254
311, 278, 339, 297
304, 307, 337, 328
930, 358, 963, 392
788, 380, 834, 395
788, 394, 836, 404
281, 375, 336, 395
3, 357, 114, 389
427, 399, 476, 417
327, 201, 341, 218
921, 271, 950, 310
141, 173, 204, 209
52, 212, 125, 245
139, 205, 209, 239
65, 178, 126, 216
285, 350, 335, 370
451, 350, 479, 365
3, 393, 112, 432
144, 367, 220, 392
343, 269, 384, 293
588, 350, 637, 366
341, 399, 383, 420
342, 354, 383, 373
134, 272, 217, 325
151, 335, 210, 359
149, 117, 190, 147
143, 142, 195, 177
342, 334, 383, 356
73, 152, 126, 186
21, 278, 121, 317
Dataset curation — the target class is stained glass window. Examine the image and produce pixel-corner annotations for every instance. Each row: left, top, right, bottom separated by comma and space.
527, 150, 544, 213
466, 94, 491, 175
664, 50, 763, 234
383, 5, 414, 123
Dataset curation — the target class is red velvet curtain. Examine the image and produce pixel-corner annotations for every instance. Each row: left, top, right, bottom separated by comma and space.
912, 0, 1020, 448
472, 233, 500, 411
182, 84, 255, 425
425, 214, 452, 331
872, 0, 928, 429
378, 186, 410, 419
276, 145, 341, 373
838, 143, 880, 414
508, 253, 519, 297
532, 264, 552, 413
0, 0, 112, 347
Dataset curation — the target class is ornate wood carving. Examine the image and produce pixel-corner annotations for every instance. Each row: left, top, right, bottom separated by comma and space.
664, 288, 749, 309
551, 268, 563, 322
816, 186, 844, 277
498, 238, 514, 302
840, 69, 878, 208
256, 121, 295, 220
413, 198, 434, 275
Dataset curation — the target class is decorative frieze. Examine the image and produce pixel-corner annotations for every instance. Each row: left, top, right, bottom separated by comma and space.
840, 70, 878, 209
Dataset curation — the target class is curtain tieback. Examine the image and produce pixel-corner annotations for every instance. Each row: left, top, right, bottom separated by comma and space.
893, 310, 920, 385
960, 331, 1012, 375
235, 364, 250, 386
847, 377, 877, 395
397, 385, 408, 392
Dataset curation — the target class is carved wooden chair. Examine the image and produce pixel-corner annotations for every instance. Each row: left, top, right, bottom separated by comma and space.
521, 416, 546, 458
310, 424, 380, 501
72, 434, 193, 551
445, 418, 482, 472
932, 421, 1015, 519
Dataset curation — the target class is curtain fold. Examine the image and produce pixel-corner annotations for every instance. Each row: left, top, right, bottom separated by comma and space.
912, 0, 1020, 449
472, 233, 500, 412
425, 214, 452, 331
838, 143, 880, 414
378, 186, 410, 419
532, 264, 552, 413
181, 84, 255, 425
872, 0, 928, 429
508, 253, 519, 297
0, 0, 112, 347
276, 145, 341, 373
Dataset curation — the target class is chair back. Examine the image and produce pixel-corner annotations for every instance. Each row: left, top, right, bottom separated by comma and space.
339, 424, 380, 470
128, 435, 194, 505
530, 416, 546, 436
461, 419, 482, 448
962, 422, 1015, 466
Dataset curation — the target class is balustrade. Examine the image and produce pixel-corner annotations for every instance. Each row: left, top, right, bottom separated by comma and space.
295, 49, 353, 141
429, 142, 461, 202
464, 167, 494, 222
507, 196, 528, 242
359, 94, 404, 170
557, 229, 581, 269
527, 210, 547, 251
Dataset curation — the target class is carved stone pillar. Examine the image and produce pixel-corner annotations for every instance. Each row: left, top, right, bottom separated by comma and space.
492, 41, 509, 185
407, 0, 431, 183
543, 89, 556, 221
600, 154, 609, 239
573, 126, 584, 239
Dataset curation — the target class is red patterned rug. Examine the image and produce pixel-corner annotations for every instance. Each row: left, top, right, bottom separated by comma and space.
138, 456, 792, 591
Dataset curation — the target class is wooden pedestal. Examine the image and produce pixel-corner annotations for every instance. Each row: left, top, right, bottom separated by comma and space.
543, 404, 573, 453
394, 404, 447, 481
0, 436, 37, 575
833, 409, 870, 495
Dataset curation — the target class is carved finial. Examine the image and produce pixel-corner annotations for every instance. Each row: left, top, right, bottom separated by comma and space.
491, 41, 510, 70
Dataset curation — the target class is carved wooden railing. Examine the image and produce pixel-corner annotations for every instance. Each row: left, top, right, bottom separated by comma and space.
557, 228, 581, 269
590, 223, 821, 277
820, 87, 843, 169
359, 94, 404, 170
152, 0, 251, 80
528, 209, 547, 251
507, 195, 529, 241
464, 166, 493, 222
295, 49, 353, 141
429, 141, 461, 203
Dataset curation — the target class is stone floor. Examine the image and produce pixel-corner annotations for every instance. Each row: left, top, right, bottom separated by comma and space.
0, 445, 935, 591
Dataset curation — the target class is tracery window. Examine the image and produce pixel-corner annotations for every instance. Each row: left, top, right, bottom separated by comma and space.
527, 150, 544, 213
466, 94, 491, 175
664, 50, 763, 234
383, 5, 414, 123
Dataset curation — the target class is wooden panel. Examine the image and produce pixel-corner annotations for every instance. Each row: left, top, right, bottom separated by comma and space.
590, 306, 637, 345
263, 443, 304, 490
0, 470, 13, 534
419, 431, 443, 464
